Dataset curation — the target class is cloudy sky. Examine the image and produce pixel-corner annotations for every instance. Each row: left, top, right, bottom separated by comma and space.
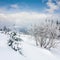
0, 0, 60, 27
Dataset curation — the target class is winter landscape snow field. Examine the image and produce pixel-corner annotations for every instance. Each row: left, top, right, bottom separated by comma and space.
0, 0, 60, 60
0, 32, 60, 60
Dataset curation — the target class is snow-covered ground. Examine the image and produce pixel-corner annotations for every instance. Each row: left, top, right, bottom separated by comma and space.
0, 32, 60, 60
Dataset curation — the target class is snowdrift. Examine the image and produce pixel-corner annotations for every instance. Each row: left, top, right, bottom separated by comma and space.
0, 33, 60, 60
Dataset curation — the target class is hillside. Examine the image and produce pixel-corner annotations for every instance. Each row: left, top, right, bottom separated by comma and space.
0, 32, 60, 60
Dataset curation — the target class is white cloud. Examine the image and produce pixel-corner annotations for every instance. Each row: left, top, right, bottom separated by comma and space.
0, 12, 47, 26
0, 4, 20, 13
46, 0, 60, 13
10, 4, 19, 9
57, 1, 60, 7
0, 12, 60, 27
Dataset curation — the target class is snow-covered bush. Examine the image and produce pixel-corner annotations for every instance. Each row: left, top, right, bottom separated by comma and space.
8, 32, 23, 55
29, 21, 59, 49
2, 26, 11, 34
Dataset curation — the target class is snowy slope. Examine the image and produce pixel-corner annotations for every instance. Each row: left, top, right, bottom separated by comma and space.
0, 32, 60, 60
